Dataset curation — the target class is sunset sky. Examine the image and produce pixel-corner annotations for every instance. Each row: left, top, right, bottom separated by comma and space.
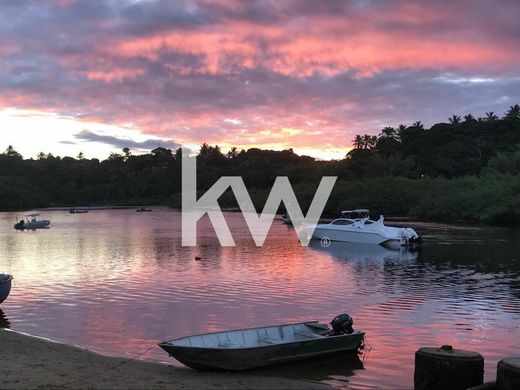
1, 0, 519, 160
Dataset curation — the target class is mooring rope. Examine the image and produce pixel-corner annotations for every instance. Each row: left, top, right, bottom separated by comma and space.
359, 335, 373, 365
58, 343, 159, 387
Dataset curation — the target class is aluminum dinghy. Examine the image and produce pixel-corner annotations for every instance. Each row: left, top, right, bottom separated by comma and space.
159, 316, 364, 370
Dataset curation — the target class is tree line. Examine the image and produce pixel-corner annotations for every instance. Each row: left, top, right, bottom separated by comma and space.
1, 104, 520, 223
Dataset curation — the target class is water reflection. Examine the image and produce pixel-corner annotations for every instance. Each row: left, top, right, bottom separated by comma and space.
308, 240, 418, 263
0, 209, 519, 389
0, 308, 10, 328
258, 352, 364, 382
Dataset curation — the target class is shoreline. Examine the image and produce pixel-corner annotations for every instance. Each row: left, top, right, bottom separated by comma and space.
0, 329, 330, 389
0, 205, 458, 222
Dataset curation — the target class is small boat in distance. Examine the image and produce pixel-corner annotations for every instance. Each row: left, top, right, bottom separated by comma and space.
311, 209, 421, 247
14, 214, 51, 230
136, 207, 152, 212
0, 274, 13, 304
159, 314, 364, 371
69, 207, 88, 214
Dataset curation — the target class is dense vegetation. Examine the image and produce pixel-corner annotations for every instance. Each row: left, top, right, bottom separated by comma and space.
1, 105, 520, 223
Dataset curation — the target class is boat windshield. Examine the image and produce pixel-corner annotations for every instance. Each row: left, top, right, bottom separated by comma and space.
331, 219, 354, 225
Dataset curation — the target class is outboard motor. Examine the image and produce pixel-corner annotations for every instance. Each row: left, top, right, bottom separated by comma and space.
400, 228, 422, 247
330, 313, 354, 335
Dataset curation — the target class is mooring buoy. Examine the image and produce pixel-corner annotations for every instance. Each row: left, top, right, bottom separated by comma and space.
496, 357, 520, 390
414, 345, 484, 390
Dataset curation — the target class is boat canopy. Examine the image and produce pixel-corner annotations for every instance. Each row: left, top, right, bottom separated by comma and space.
24, 213, 40, 217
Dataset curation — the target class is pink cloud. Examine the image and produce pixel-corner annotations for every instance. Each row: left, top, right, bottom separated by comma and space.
0, 43, 20, 56
0, 0, 519, 158
103, 2, 519, 77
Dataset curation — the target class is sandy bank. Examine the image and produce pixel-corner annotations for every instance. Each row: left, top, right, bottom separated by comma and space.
0, 329, 330, 389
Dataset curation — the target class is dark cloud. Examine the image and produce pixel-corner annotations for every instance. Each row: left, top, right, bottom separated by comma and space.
0, 0, 519, 156
75, 130, 180, 151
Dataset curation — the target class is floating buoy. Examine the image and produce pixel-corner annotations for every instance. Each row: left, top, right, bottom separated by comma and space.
496, 357, 520, 390
414, 345, 484, 390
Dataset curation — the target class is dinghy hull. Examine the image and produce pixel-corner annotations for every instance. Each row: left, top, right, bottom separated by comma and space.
0, 274, 13, 304
159, 322, 364, 370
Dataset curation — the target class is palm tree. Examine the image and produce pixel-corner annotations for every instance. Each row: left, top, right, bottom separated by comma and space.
226, 146, 238, 159
362, 134, 377, 149
463, 114, 475, 123
504, 104, 520, 121
380, 126, 397, 139
449, 115, 461, 125
370, 135, 378, 149
396, 124, 407, 141
4, 145, 22, 158
412, 121, 424, 130
484, 111, 498, 121
352, 135, 364, 149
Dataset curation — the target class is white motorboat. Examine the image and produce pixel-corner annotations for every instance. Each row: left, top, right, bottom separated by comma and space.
310, 209, 421, 247
14, 213, 51, 230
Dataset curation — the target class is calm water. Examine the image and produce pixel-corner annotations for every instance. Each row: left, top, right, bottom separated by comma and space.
1, 209, 519, 389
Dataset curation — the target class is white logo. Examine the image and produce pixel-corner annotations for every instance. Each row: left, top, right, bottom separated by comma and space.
320, 237, 331, 247
181, 152, 336, 247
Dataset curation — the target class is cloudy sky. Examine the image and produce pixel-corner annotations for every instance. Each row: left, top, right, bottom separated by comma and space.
1, 0, 519, 159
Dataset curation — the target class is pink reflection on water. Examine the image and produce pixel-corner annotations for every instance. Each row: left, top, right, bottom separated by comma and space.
1, 209, 519, 388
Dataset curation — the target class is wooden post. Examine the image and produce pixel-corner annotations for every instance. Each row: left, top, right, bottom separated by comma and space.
414, 345, 484, 390
496, 358, 520, 390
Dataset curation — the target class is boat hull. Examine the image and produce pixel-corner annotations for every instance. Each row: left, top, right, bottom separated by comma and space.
311, 226, 395, 245
14, 221, 50, 230
160, 332, 364, 371
0, 275, 13, 304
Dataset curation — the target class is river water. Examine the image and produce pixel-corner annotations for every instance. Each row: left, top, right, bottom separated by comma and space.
1, 208, 519, 389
